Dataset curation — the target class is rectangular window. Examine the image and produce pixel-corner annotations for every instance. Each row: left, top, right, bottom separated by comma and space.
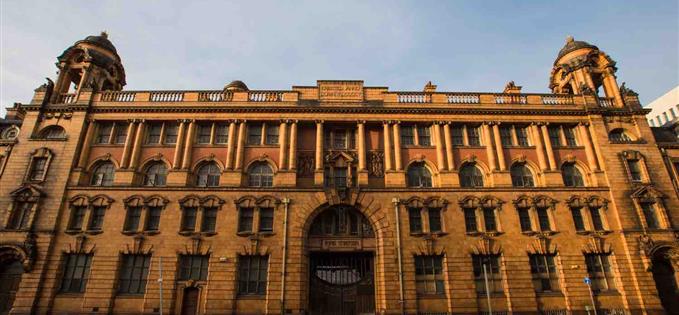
417, 126, 431, 146
451, 126, 464, 145
333, 130, 347, 149
500, 126, 513, 146
265, 124, 279, 145
537, 207, 551, 231
69, 206, 87, 231
247, 124, 262, 145
181, 207, 198, 232
483, 208, 497, 232
29, 157, 47, 180
516, 126, 530, 146
238, 255, 269, 295
146, 123, 162, 144
564, 126, 577, 146
178, 254, 209, 281
201, 207, 218, 233
114, 123, 128, 144
197, 123, 212, 144
87, 206, 106, 231
8, 202, 32, 230
628, 160, 643, 182
464, 208, 477, 232
467, 126, 481, 146
259, 207, 274, 232
640, 203, 659, 229
214, 123, 229, 144
590, 207, 605, 231
585, 254, 615, 292
123, 206, 142, 232
472, 254, 502, 293
571, 207, 586, 231
518, 208, 532, 232
414, 255, 445, 294
334, 167, 348, 188
428, 208, 442, 233
529, 254, 559, 292
400, 126, 415, 146
59, 253, 93, 293
96, 123, 113, 144
117, 254, 151, 295
164, 123, 178, 144
144, 206, 162, 231
408, 207, 422, 233
238, 207, 254, 233
548, 126, 561, 147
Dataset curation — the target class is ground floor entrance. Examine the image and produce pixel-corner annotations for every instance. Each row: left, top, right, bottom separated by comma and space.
309, 252, 375, 315
0, 260, 23, 315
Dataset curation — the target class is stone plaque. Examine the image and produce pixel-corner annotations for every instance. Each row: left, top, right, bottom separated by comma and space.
318, 80, 364, 102
321, 239, 363, 250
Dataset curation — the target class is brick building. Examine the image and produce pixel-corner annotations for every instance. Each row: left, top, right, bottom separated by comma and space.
0, 33, 678, 315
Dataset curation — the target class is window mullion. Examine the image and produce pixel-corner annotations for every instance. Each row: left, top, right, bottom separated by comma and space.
261, 124, 266, 145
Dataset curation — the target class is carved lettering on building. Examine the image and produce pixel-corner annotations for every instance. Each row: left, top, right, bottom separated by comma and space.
321, 239, 362, 250
318, 81, 364, 101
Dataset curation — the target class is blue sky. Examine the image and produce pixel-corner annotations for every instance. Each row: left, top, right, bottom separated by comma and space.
1, 1, 677, 115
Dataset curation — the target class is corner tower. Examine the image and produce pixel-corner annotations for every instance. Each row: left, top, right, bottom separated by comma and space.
51, 32, 126, 103
549, 36, 624, 107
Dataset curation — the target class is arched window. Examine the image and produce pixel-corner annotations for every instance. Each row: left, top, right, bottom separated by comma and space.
90, 162, 115, 186
608, 128, 633, 142
510, 164, 534, 187
196, 162, 220, 187
309, 205, 374, 237
143, 161, 167, 187
562, 164, 585, 187
248, 162, 274, 187
407, 162, 432, 188
459, 163, 484, 188
39, 126, 66, 139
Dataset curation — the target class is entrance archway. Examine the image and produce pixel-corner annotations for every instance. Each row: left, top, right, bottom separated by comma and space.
651, 247, 679, 313
0, 260, 23, 315
306, 204, 376, 315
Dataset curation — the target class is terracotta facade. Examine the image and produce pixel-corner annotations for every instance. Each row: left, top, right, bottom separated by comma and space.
0, 34, 678, 315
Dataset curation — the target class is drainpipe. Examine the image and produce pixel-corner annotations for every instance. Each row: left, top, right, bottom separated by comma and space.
280, 198, 290, 315
392, 197, 405, 315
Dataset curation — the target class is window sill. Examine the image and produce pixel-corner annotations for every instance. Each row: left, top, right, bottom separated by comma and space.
193, 144, 228, 147
502, 145, 535, 149
237, 231, 254, 237
553, 145, 585, 149
143, 230, 160, 236
402, 145, 435, 149
451, 145, 486, 149
141, 144, 176, 148
115, 293, 145, 298
416, 293, 446, 299
56, 292, 85, 297
29, 137, 68, 141
258, 231, 275, 237
1, 228, 30, 232
476, 292, 504, 298
244, 144, 279, 148
65, 229, 83, 235
90, 143, 124, 147
121, 230, 140, 236
535, 291, 564, 297
236, 294, 266, 300
85, 230, 103, 235
593, 290, 620, 296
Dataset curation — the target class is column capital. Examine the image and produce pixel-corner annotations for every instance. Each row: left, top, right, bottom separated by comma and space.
382, 120, 391, 125
578, 121, 590, 127
315, 120, 324, 124
356, 120, 366, 125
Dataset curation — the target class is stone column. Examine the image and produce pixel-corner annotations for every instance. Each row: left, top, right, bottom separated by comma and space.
234, 121, 247, 170
383, 122, 393, 171
315, 121, 324, 171
129, 120, 146, 169
120, 121, 137, 169
77, 119, 96, 169
492, 123, 506, 171
278, 121, 288, 170
181, 120, 195, 170
172, 120, 186, 169
288, 121, 297, 170
392, 123, 402, 171
579, 123, 599, 171
482, 123, 497, 171
434, 123, 446, 171
531, 124, 548, 171
540, 124, 557, 170
603, 70, 624, 107
443, 123, 454, 171
225, 121, 237, 169
357, 121, 366, 171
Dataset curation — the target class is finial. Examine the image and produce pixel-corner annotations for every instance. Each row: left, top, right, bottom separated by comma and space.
566, 35, 574, 43
100, 31, 108, 39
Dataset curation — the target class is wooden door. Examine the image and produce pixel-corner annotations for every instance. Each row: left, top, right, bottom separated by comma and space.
180, 287, 199, 315
0, 261, 23, 315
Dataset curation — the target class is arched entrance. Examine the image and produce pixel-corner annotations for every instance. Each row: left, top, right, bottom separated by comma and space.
0, 260, 23, 315
307, 204, 376, 315
651, 247, 679, 313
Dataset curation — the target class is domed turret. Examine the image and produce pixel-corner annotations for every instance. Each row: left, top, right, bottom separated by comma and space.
224, 80, 249, 92
51, 32, 126, 102
549, 36, 623, 107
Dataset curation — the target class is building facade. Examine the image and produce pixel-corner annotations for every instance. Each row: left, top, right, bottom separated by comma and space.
646, 86, 679, 128
0, 33, 678, 315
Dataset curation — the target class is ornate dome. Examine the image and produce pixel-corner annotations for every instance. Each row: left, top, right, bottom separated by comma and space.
554, 36, 598, 65
224, 80, 249, 91
76, 32, 117, 53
